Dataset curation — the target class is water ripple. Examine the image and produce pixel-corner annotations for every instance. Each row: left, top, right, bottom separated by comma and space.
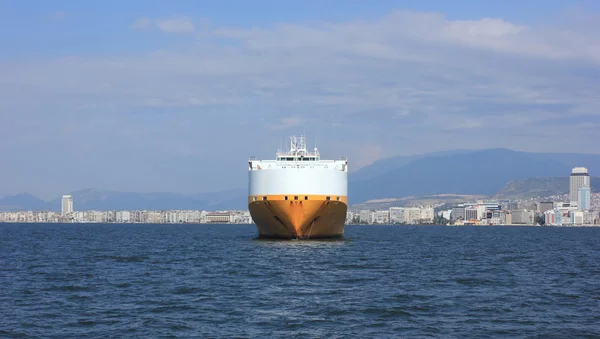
1, 223, 599, 338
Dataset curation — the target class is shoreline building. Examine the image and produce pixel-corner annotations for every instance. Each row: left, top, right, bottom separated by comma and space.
570, 167, 590, 207
537, 201, 554, 213
578, 187, 591, 210
61, 195, 73, 215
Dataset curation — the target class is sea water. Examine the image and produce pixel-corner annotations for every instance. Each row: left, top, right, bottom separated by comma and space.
1, 223, 599, 338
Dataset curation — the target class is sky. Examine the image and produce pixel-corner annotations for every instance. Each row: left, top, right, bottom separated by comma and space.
1, 0, 599, 199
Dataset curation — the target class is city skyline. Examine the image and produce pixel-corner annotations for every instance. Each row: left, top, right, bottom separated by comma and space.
1, 159, 597, 226
3, 191, 599, 226
2, 1, 600, 199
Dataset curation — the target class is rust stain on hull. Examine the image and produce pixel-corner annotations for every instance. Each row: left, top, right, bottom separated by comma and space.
248, 195, 347, 239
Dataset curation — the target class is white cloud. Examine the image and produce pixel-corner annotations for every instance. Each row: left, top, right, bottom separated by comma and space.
268, 117, 303, 130
2, 8, 600, 196
53, 10, 68, 20
156, 16, 195, 33
130, 17, 152, 30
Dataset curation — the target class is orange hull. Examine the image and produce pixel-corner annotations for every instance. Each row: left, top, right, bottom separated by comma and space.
248, 195, 347, 239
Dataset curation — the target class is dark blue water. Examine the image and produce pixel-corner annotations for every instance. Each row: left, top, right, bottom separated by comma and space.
1, 224, 599, 338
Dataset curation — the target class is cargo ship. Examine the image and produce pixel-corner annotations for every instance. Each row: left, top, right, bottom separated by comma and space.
248, 135, 348, 239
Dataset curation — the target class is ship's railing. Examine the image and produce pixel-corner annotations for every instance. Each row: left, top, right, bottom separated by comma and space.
276, 151, 320, 157
250, 158, 347, 163
251, 159, 344, 164
249, 159, 348, 171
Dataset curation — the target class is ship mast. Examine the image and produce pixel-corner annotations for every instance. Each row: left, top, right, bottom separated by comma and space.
289, 135, 308, 156
276, 135, 320, 159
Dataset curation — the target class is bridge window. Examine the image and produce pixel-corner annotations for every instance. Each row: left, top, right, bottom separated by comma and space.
262, 196, 267, 201
326, 196, 331, 201
294, 196, 298, 200
305, 196, 308, 200
337, 197, 340, 201
284, 196, 288, 200
253, 197, 257, 201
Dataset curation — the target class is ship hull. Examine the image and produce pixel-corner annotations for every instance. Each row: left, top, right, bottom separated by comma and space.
248, 195, 347, 239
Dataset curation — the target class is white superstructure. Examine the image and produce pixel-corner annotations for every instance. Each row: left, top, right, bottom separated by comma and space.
248, 135, 348, 197
248, 135, 349, 239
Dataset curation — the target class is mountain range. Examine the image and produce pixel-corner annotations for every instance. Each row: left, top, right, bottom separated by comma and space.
0, 188, 248, 212
1, 148, 598, 211
348, 148, 600, 204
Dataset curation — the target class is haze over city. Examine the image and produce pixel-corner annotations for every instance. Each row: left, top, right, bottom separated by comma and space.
1, 0, 599, 199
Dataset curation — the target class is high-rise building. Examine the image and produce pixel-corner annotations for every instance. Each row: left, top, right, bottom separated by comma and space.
511, 209, 535, 224
578, 187, 591, 210
570, 167, 590, 206
537, 201, 554, 213
61, 195, 73, 215
451, 207, 465, 220
464, 208, 478, 221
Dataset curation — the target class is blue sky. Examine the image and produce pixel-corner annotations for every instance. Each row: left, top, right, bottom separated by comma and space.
1, 0, 599, 199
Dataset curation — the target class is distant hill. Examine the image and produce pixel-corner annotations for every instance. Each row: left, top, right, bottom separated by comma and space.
0, 193, 48, 212
3, 148, 600, 211
349, 149, 474, 181
190, 188, 248, 211
350, 194, 487, 211
493, 177, 600, 200
51, 189, 209, 211
349, 148, 600, 204
0, 188, 247, 212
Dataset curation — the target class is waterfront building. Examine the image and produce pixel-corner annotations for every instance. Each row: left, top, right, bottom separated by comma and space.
451, 207, 465, 221
578, 187, 591, 210
61, 195, 73, 215
511, 209, 534, 224
570, 167, 590, 207
206, 212, 235, 223
464, 207, 478, 221
544, 210, 555, 225
537, 201, 554, 213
